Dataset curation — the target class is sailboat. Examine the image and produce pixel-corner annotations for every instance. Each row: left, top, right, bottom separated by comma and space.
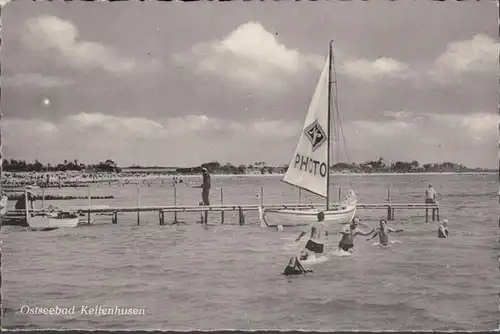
263, 41, 357, 227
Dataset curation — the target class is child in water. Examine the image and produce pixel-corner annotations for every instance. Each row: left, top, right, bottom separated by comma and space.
283, 256, 313, 276
438, 219, 449, 238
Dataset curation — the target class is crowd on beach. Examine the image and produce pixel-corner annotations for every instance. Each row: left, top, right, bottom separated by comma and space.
1, 171, 189, 188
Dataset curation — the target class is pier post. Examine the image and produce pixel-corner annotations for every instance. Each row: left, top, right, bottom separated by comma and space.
388, 186, 392, 206
173, 182, 178, 223
112, 211, 117, 224
87, 186, 92, 224
238, 206, 245, 225
387, 185, 393, 220
338, 187, 341, 203
199, 202, 204, 223
220, 188, 224, 224
136, 182, 140, 225
260, 186, 264, 207
159, 210, 165, 226
24, 189, 29, 225
41, 188, 45, 210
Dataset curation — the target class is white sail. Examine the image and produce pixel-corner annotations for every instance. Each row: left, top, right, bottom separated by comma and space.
283, 55, 330, 198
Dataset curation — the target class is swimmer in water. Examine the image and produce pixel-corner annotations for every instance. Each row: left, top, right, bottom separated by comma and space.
366, 219, 404, 246
338, 217, 374, 253
295, 211, 328, 260
283, 256, 313, 276
438, 219, 449, 238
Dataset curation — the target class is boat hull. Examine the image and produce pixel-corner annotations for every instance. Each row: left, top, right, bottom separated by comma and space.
264, 205, 356, 227
28, 216, 80, 229
0, 195, 8, 218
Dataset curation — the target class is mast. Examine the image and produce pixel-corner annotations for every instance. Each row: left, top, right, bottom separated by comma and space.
326, 40, 333, 210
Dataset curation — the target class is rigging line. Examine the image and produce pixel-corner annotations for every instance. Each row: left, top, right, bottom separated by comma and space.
333, 86, 350, 164
338, 108, 350, 164
331, 53, 343, 164
334, 86, 350, 164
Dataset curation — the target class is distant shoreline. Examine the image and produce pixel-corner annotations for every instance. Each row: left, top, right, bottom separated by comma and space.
1, 170, 497, 183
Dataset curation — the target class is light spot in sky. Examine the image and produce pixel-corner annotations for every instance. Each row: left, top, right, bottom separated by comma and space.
42, 98, 51, 106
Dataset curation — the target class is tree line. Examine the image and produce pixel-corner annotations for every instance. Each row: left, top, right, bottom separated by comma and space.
2, 159, 121, 173
330, 158, 482, 173
1, 157, 492, 174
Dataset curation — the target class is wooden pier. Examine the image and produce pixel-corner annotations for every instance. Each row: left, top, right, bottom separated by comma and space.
4, 202, 440, 226
1, 183, 441, 227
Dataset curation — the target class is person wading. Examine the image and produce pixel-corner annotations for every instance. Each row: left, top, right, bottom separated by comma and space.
438, 219, 449, 238
295, 211, 328, 260
366, 219, 403, 246
283, 256, 313, 276
338, 217, 374, 253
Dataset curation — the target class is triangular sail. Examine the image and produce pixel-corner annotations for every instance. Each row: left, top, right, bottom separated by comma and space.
283, 55, 330, 198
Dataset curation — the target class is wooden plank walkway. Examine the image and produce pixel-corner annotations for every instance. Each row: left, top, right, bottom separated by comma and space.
4, 202, 440, 225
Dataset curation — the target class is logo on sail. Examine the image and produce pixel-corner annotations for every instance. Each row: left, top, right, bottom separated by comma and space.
304, 120, 326, 151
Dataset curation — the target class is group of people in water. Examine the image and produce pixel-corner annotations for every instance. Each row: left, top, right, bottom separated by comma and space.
284, 211, 450, 276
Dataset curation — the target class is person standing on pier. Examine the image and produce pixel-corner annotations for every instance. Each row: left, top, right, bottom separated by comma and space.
197, 167, 211, 225
14, 191, 34, 210
425, 184, 438, 223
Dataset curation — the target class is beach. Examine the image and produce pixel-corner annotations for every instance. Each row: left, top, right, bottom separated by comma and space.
2, 170, 497, 188
1, 173, 498, 330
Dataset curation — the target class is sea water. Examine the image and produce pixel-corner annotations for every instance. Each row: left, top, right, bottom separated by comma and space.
1, 173, 498, 330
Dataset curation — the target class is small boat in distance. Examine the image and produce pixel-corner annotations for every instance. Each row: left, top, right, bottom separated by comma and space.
23, 188, 80, 230
29, 211, 80, 230
0, 193, 8, 217
264, 41, 357, 227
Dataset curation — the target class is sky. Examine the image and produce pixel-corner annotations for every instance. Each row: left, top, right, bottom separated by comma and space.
1, 0, 498, 168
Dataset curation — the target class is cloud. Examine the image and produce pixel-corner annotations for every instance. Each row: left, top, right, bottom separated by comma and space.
21, 16, 160, 74
6, 113, 299, 143
431, 33, 499, 79
3, 113, 302, 166
338, 34, 498, 84
174, 22, 323, 89
3, 110, 496, 168
350, 110, 497, 143
339, 57, 411, 82
163, 115, 300, 139
3, 73, 74, 88
67, 112, 164, 138
341, 110, 497, 166
427, 112, 498, 141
